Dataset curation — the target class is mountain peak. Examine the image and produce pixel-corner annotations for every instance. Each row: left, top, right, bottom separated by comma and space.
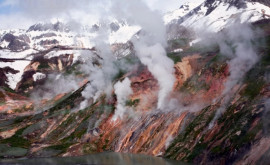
27, 21, 69, 32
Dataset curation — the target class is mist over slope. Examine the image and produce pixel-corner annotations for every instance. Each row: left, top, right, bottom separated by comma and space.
0, 0, 270, 164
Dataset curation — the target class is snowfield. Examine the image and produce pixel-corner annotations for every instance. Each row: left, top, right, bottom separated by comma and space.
109, 25, 141, 44
0, 49, 36, 59
0, 60, 31, 89
164, 2, 204, 24
178, 2, 270, 32
33, 72, 46, 81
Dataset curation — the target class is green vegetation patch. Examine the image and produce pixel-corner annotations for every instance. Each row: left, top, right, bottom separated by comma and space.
2, 86, 16, 93
208, 97, 264, 161
125, 99, 140, 107
168, 38, 190, 50
19, 79, 34, 93
48, 82, 88, 114
113, 69, 126, 82
181, 74, 210, 93
186, 143, 208, 162
241, 62, 266, 99
34, 147, 62, 157
83, 143, 97, 154
242, 79, 265, 99
46, 143, 73, 151
210, 146, 222, 154
59, 103, 98, 143
205, 61, 227, 77
37, 62, 50, 70
0, 127, 31, 148
167, 53, 182, 64
0, 116, 29, 132
64, 62, 83, 76
22, 121, 45, 136
165, 106, 215, 161
47, 113, 78, 141
0, 144, 28, 158
61, 127, 87, 144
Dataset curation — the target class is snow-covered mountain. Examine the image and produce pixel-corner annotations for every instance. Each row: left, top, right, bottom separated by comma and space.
0, 21, 140, 52
1, 0, 269, 53
166, 0, 270, 32
0, 21, 141, 90
164, 1, 205, 24
1, 0, 270, 91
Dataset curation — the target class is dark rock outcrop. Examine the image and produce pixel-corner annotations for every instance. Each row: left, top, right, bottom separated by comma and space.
32, 33, 57, 40
1, 33, 30, 51
0, 67, 19, 87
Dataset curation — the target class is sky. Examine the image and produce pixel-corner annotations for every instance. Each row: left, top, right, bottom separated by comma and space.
0, 0, 203, 29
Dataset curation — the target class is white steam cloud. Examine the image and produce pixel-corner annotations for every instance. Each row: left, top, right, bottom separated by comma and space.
2, 0, 177, 113
219, 23, 260, 95
80, 0, 176, 110
208, 23, 261, 128
31, 74, 81, 102
110, 0, 175, 109
79, 27, 119, 109
112, 77, 133, 121
134, 43, 175, 109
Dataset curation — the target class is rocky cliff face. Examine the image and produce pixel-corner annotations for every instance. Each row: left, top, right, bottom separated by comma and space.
1, 33, 30, 52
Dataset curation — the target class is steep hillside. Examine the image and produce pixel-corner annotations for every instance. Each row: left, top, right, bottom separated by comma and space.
0, 18, 269, 164
0, 0, 270, 164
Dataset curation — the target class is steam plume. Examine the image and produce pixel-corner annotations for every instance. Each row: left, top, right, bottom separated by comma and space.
112, 77, 133, 121
209, 23, 261, 128
111, 0, 176, 109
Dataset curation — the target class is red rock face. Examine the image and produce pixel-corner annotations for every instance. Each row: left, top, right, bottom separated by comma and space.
83, 109, 188, 157
67, 53, 232, 157
200, 64, 229, 102
75, 54, 231, 157
130, 67, 158, 92
61, 64, 196, 157
0, 90, 33, 114
174, 54, 199, 88
129, 66, 159, 112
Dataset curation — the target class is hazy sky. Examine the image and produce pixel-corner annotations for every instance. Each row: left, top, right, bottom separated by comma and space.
0, 0, 204, 29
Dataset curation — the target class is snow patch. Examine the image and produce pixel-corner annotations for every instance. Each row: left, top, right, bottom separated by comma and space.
33, 72, 46, 81
179, 1, 270, 32
109, 25, 141, 44
173, 48, 183, 53
0, 49, 36, 59
0, 41, 10, 48
164, 2, 203, 24
190, 38, 202, 46
0, 60, 31, 89
45, 50, 90, 64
